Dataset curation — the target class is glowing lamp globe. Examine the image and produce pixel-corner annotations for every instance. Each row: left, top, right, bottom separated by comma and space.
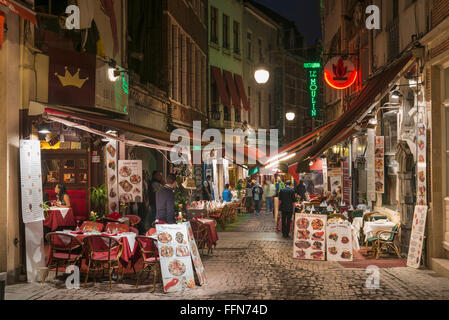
286, 112, 296, 121
254, 69, 270, 84
108, 68, 119, 82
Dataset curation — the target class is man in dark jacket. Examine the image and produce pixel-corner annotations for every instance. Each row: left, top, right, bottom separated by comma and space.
295, 179, 307, 202
252, 182, 264, 216
156, 174, 177, 224
279, 180, 296, 238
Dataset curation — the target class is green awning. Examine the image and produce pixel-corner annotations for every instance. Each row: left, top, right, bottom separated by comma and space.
248, 166, 260, 176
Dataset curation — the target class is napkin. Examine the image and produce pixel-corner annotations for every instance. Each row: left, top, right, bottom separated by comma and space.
108, 212, 121, 220
320, 201, 327, 207
327, 206, 333, 211
101, 233, 118, 237
70, 230, 83, 235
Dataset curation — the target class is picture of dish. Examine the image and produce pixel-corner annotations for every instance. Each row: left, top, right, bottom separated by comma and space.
418, 125, 425, 136
193, 257, 203, 270
296, 230, 310, 240
311, 251, 324, 260
311, 219, 323, 230
375, 159, 384, 169
375, 148, 384, 156
376, 182, 384, 191
328, 247, 338, 255
130, 174, 141, 184
134, 196, 142, 203
341, 250, 352, 259
109, 189, 117, 198
108, 160, 116, 170
418, 140, 425, 151
190, 242, 198, 257
312, 241, 322, 250
176, 246, 190, 257
119, 180, 133, 192
160, 246, 174, 258
107, 144, 116, 157
119, 166, 132, 177
168, 260, 186, 276
110, 202, 117, 212
295, 241, 311, 249
341, 236, 350, 244
311, 231, 324, 240
296, 250, 306, 258
329, 233, 338, 241
133, 187, 141, 194
176, 232, 184, 244
419, 186, 426, 196
376, 171, 384, 180
419, 171, 425, 183
296, 218, 309, 229
419, 155, 425, 163
158, 232, 172, 244
109, 175, 116, 184
186, 278, 196, 289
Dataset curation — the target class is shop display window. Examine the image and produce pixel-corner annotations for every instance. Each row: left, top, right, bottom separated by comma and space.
63, 159, 76, 169
64, 173, 76, 184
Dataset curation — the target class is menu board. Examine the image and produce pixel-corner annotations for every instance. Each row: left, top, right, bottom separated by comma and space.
416, 124, 427, 205
293, 213, 327, 261
326, 222, 353, 262
375, 136, 385, 194
156, 223, 196, 293
366, 129, 376, 201
185, 222, 207, 285
106, 140, 119, 213
118, 160, 142, 203
407, 206, 427, 269
19, 140, 45, 224
322, 158, 328, 192
342, 160, 351, 205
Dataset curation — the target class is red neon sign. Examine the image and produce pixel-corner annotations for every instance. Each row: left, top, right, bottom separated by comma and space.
324, 57, 358, 90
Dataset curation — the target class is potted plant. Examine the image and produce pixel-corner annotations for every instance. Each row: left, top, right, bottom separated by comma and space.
89, 185, 108, 218
42, 201, 51, 219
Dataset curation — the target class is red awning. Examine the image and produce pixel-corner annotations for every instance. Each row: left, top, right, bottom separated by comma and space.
234, 74, 250, 112
0, 0, 37, 25
0, 12, 4, 48
211, 66, 231, 109
223, 70, 241, 110
298, 54, 413, 162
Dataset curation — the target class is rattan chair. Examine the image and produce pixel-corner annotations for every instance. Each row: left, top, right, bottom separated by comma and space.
46, 232, 83, 279
135, 236, 161, 292
124, 215, 142, 227
190, 219, 209, 256
83, 235, 123, 289
369, 225, 401, 259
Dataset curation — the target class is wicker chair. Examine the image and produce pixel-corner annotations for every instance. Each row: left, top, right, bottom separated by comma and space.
368, 225, 401, 259
190, 219, 209, 256
135, 236, 161, 292
362, 212, 390, 246
124, 215, 142, 227
209, 205, 228, 230
83, 235, 123, 289
328, 213, 347, 221
46, 232, 83, 279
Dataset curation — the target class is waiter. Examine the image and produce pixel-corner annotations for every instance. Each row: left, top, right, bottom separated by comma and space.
279, 180, 296, 239
155, 174, 178, 224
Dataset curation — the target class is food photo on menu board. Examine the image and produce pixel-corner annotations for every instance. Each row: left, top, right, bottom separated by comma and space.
186, 222, 208, 285
293, 213, 327, 261
156, 224, 196, 293
326, 222, 353, 262
118, 160, 143, 203
106, 140, 119, 213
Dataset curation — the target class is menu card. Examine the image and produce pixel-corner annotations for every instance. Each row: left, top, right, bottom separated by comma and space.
19, 140, 45, 224
293, 213, 327, 261
185, 222, 207, 285
407, 206, 427, 269
375, 136, 385, 194
416, 124, 427, 205
118, 160, 142, 203
106, 140, 119, 213
367, 129, 376, 201
326, 221, 353, 261
156, 223, 196, 293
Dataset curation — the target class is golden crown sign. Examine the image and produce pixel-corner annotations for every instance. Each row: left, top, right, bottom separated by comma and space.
54, 67, 89, 88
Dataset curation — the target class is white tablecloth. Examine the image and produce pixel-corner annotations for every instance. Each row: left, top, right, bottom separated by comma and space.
50, 207, 70, 219
363, 221, 396, 239
111, 232, 137, 253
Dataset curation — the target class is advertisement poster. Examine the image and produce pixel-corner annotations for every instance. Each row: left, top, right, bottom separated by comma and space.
416, 124, 427, 205
326, 222, 353, 262
106, 140, 119, 213
293, 213, 327, 261
118, 160, 142, 203
185, 222, 208, 285
322, 158, 328, 192
156, 223, 197, 293
19, 140, 45, 224
342, 160, 351, 205
407, 206, 428, 269
329, 176, 341, 194
367, 129, 376, 201
375, 136, 385, 194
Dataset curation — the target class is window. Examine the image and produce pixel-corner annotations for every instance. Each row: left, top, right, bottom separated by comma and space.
258, 38, 263, 62
171, 25, 177, 100
211, 77, 219, 118
235, 108, 241, 123
179, 34, 184, 103
233, 21, 240, 54
247, 32, 252, 60
210, 6, 218, 44
269, 93, 274, 127
224, 106, 230, 121
223, 14, 230, 49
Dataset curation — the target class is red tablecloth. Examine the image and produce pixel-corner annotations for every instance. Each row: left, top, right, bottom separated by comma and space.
198, 219, 218, 249
44, 209, 77, 231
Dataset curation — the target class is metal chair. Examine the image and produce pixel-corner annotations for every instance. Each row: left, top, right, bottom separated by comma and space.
46, 232, 83, 279
135, 236, 161, 292
190, 219, 209, 256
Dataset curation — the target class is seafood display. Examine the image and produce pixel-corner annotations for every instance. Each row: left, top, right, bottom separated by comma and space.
293, 213, 327, 260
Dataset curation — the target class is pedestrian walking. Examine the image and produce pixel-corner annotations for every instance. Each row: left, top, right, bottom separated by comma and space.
252, 182, 264, 216
279, 180, 296, 238
244, 179, 254, 213
263, 178, 276, 215
275, 175, 285, 197
222, 184, 232, 202
155, 173, 178, 224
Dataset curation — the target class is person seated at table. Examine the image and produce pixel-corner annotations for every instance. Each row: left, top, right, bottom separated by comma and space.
222, 184, 232, 202
335, 186, 342, 203
54, 184, 71, 208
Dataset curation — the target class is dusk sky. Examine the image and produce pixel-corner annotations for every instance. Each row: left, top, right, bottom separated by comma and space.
253, 0, 322, 45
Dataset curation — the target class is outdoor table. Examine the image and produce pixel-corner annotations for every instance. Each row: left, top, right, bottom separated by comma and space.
44, 207, 77, 231
363, 220, 396, 239
197, 218, 219, 249
187, 208, 208, 219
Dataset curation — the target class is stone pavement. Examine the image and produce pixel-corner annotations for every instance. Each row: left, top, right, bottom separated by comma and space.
6, 212, 449, 300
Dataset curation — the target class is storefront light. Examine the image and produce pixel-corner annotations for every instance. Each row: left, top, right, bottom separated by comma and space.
279, 153, 296, 162
369, 118, 378, 125
254, 68, 270, 84
108, 68, 119, 82
286, 112, 296, 121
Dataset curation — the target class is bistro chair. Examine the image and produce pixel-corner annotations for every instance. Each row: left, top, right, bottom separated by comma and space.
209, 205, 228, 230
124, 215, 142, 227
361, 212, 389, 245
190, 219, 209, 256
83, 235, 123, 289
46, 232, 83, 279
327, 213, 347, 223
99, 216, 121, 225
105, 222, 130, 234
135, 236, 161, 292
80, 221, 104, 233
368, 225, 401, 259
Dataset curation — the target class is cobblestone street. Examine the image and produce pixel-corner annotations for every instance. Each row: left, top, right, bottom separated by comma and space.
6, 213, 449, 300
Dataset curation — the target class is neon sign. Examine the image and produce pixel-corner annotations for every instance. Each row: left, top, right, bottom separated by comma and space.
304, 62, 320, 118
324, 57, 357, 90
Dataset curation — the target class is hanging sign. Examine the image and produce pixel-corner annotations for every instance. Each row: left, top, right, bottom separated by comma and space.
366, 129, 376, 202
375, 136, 385, 194
407, 206, 428, 268
416, 123, 427, 205
304, 62, 321, 118
324, 56, 358, 90
106, 140, 119, 213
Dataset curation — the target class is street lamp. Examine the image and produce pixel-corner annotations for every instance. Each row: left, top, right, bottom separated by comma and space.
286, 112, 296, 121
254, 68, 270, 84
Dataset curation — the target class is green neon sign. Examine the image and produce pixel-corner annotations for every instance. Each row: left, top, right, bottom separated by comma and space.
304, 62, 321, 69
